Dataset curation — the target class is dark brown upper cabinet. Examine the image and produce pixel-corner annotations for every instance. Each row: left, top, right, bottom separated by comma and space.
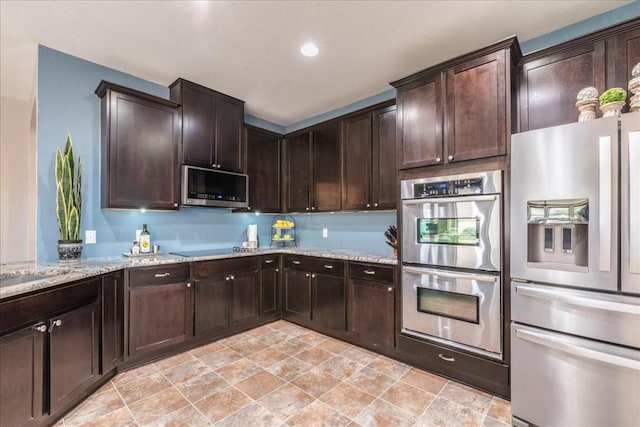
341, 103, 397, 210
392, 37, 519, 168
96, 81, 181, 210
244, 125, 282, 213
519, 19, 639, 131
169, 78, 245, 172
284, 121, 341, 212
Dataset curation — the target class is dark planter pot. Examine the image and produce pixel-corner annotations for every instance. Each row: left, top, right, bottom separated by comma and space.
57, 240, 83, 265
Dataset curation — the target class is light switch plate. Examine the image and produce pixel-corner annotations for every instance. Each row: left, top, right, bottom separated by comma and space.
322, 228, 328, 238
85, 230, 96, 244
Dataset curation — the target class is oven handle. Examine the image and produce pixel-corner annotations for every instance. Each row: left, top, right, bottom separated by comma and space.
515, 328, 640, 371
403, 266, 498, 283
401, 194, 498, 205
515, 283, 639, 315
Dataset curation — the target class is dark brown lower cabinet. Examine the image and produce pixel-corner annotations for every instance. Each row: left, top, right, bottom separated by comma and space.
260, 255, 280, 317
0, 324, 45, 427
0, 277, 101, 427
312, 273, 345, 331
283, 268, 311, 321
195, 275, 229, 337
128, 264, 193, 358
194, 257, 260, 338
348, 262, 396, 350
283, 256, 346, 335
49, 301, 100, 413
101, 272, 124, 373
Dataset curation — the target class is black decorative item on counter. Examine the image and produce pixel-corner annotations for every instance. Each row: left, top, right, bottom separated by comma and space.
384, 225, 398, 257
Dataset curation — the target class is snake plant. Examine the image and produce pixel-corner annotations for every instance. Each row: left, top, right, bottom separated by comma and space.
55, 134, 82, 241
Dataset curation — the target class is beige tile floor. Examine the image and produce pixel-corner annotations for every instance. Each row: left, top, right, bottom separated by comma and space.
56, 320, 511, 427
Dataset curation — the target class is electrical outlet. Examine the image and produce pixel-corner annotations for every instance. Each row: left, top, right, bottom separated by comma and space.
85, 230, 96, 244
322, 228, 328, 238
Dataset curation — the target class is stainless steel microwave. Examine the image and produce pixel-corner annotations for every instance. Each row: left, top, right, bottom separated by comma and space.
181, 165, 249, 208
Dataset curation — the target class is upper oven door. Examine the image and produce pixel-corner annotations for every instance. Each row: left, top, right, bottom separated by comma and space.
402, 194, 501, 272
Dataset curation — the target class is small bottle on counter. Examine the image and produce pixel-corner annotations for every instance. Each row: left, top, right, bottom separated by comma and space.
140, 224, 151, 253
131, 241, 140, 255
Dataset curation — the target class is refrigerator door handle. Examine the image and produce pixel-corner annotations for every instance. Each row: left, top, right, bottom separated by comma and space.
515, 328, 640, 371
515, 283, 640, 315
599, 136, 612, 272
628, 130, 640, 274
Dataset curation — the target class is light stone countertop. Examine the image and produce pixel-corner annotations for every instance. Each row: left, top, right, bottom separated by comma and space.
0, 247, 396, 300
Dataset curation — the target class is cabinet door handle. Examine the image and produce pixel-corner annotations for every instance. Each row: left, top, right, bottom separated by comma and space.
265, 259, 275, 264
435, 157, 441, 163
388, 287, 393, 292
311, 206, 316, 211
186, 282, 192, 288
363, 269, 376, 275
374, 203, 379, 207
305, 273, 310, 278
33, 324, 47, 333
49, 319, 62, 333
230, 275, 235, 280
154, 273, 171, 278
438, 353, 455, 363
305, 207, 310, 211
366, 203, 371, 208
292, 260, 301, 265
448, 155, 454, 161
225, 276, 231, 281
323, 264, 334, 269
275, 268, 279, 273
173, 203, 178, 207
311, 274, 316, 278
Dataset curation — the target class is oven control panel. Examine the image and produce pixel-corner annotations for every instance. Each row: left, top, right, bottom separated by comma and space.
413, 178, 483, 198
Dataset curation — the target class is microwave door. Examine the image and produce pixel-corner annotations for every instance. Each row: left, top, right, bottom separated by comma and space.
511, 117, 619, 291
622, 112, 640, 295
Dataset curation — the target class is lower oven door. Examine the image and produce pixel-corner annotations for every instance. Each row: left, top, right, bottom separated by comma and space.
401, 195, 500, 271
402, 266, 501, 357
511, 323, 640, 427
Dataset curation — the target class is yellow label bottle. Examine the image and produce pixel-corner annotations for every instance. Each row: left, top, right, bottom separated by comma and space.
140, 224, 151, 253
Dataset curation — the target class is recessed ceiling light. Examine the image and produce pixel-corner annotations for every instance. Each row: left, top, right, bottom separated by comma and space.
300, 42, 319, 57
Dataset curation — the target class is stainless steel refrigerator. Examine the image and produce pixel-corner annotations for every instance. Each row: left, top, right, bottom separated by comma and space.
510, 112, 640, 426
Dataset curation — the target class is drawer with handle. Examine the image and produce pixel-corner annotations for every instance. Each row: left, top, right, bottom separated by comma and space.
284, 255, 345, 276
129, 263, 190, 287
349, 262, 395, 283
261, 255, 280, 269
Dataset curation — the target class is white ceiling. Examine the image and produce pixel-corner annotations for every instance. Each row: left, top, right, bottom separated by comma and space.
0, 1, 633, 126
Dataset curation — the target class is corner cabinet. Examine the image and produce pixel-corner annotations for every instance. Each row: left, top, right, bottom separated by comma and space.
392, 37, 520, 168
341, 103, 397, 210
170, 78, 245, 173
284, 121, 341, 212
244, 126, 282, 212
95, 81, 180, 210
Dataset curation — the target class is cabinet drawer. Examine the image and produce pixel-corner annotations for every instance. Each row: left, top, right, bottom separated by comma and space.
349, 262, 395, 283
284, 256, 345, 276
261, 255, 280, 269
129, 263, 190, 287
195, 257, 259, 278
0, 279, 100, 336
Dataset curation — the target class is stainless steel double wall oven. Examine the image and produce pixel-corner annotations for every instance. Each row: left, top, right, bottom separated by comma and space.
400, 170, 503, 359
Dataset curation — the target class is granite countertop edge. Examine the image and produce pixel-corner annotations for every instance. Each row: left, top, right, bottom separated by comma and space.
0, 247, 397, 300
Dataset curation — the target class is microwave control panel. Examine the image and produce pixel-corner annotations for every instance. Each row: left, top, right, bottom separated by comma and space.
413, 178, 483, 198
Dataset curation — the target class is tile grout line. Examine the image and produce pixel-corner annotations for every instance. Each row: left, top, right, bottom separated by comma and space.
109, 378, 143, 427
